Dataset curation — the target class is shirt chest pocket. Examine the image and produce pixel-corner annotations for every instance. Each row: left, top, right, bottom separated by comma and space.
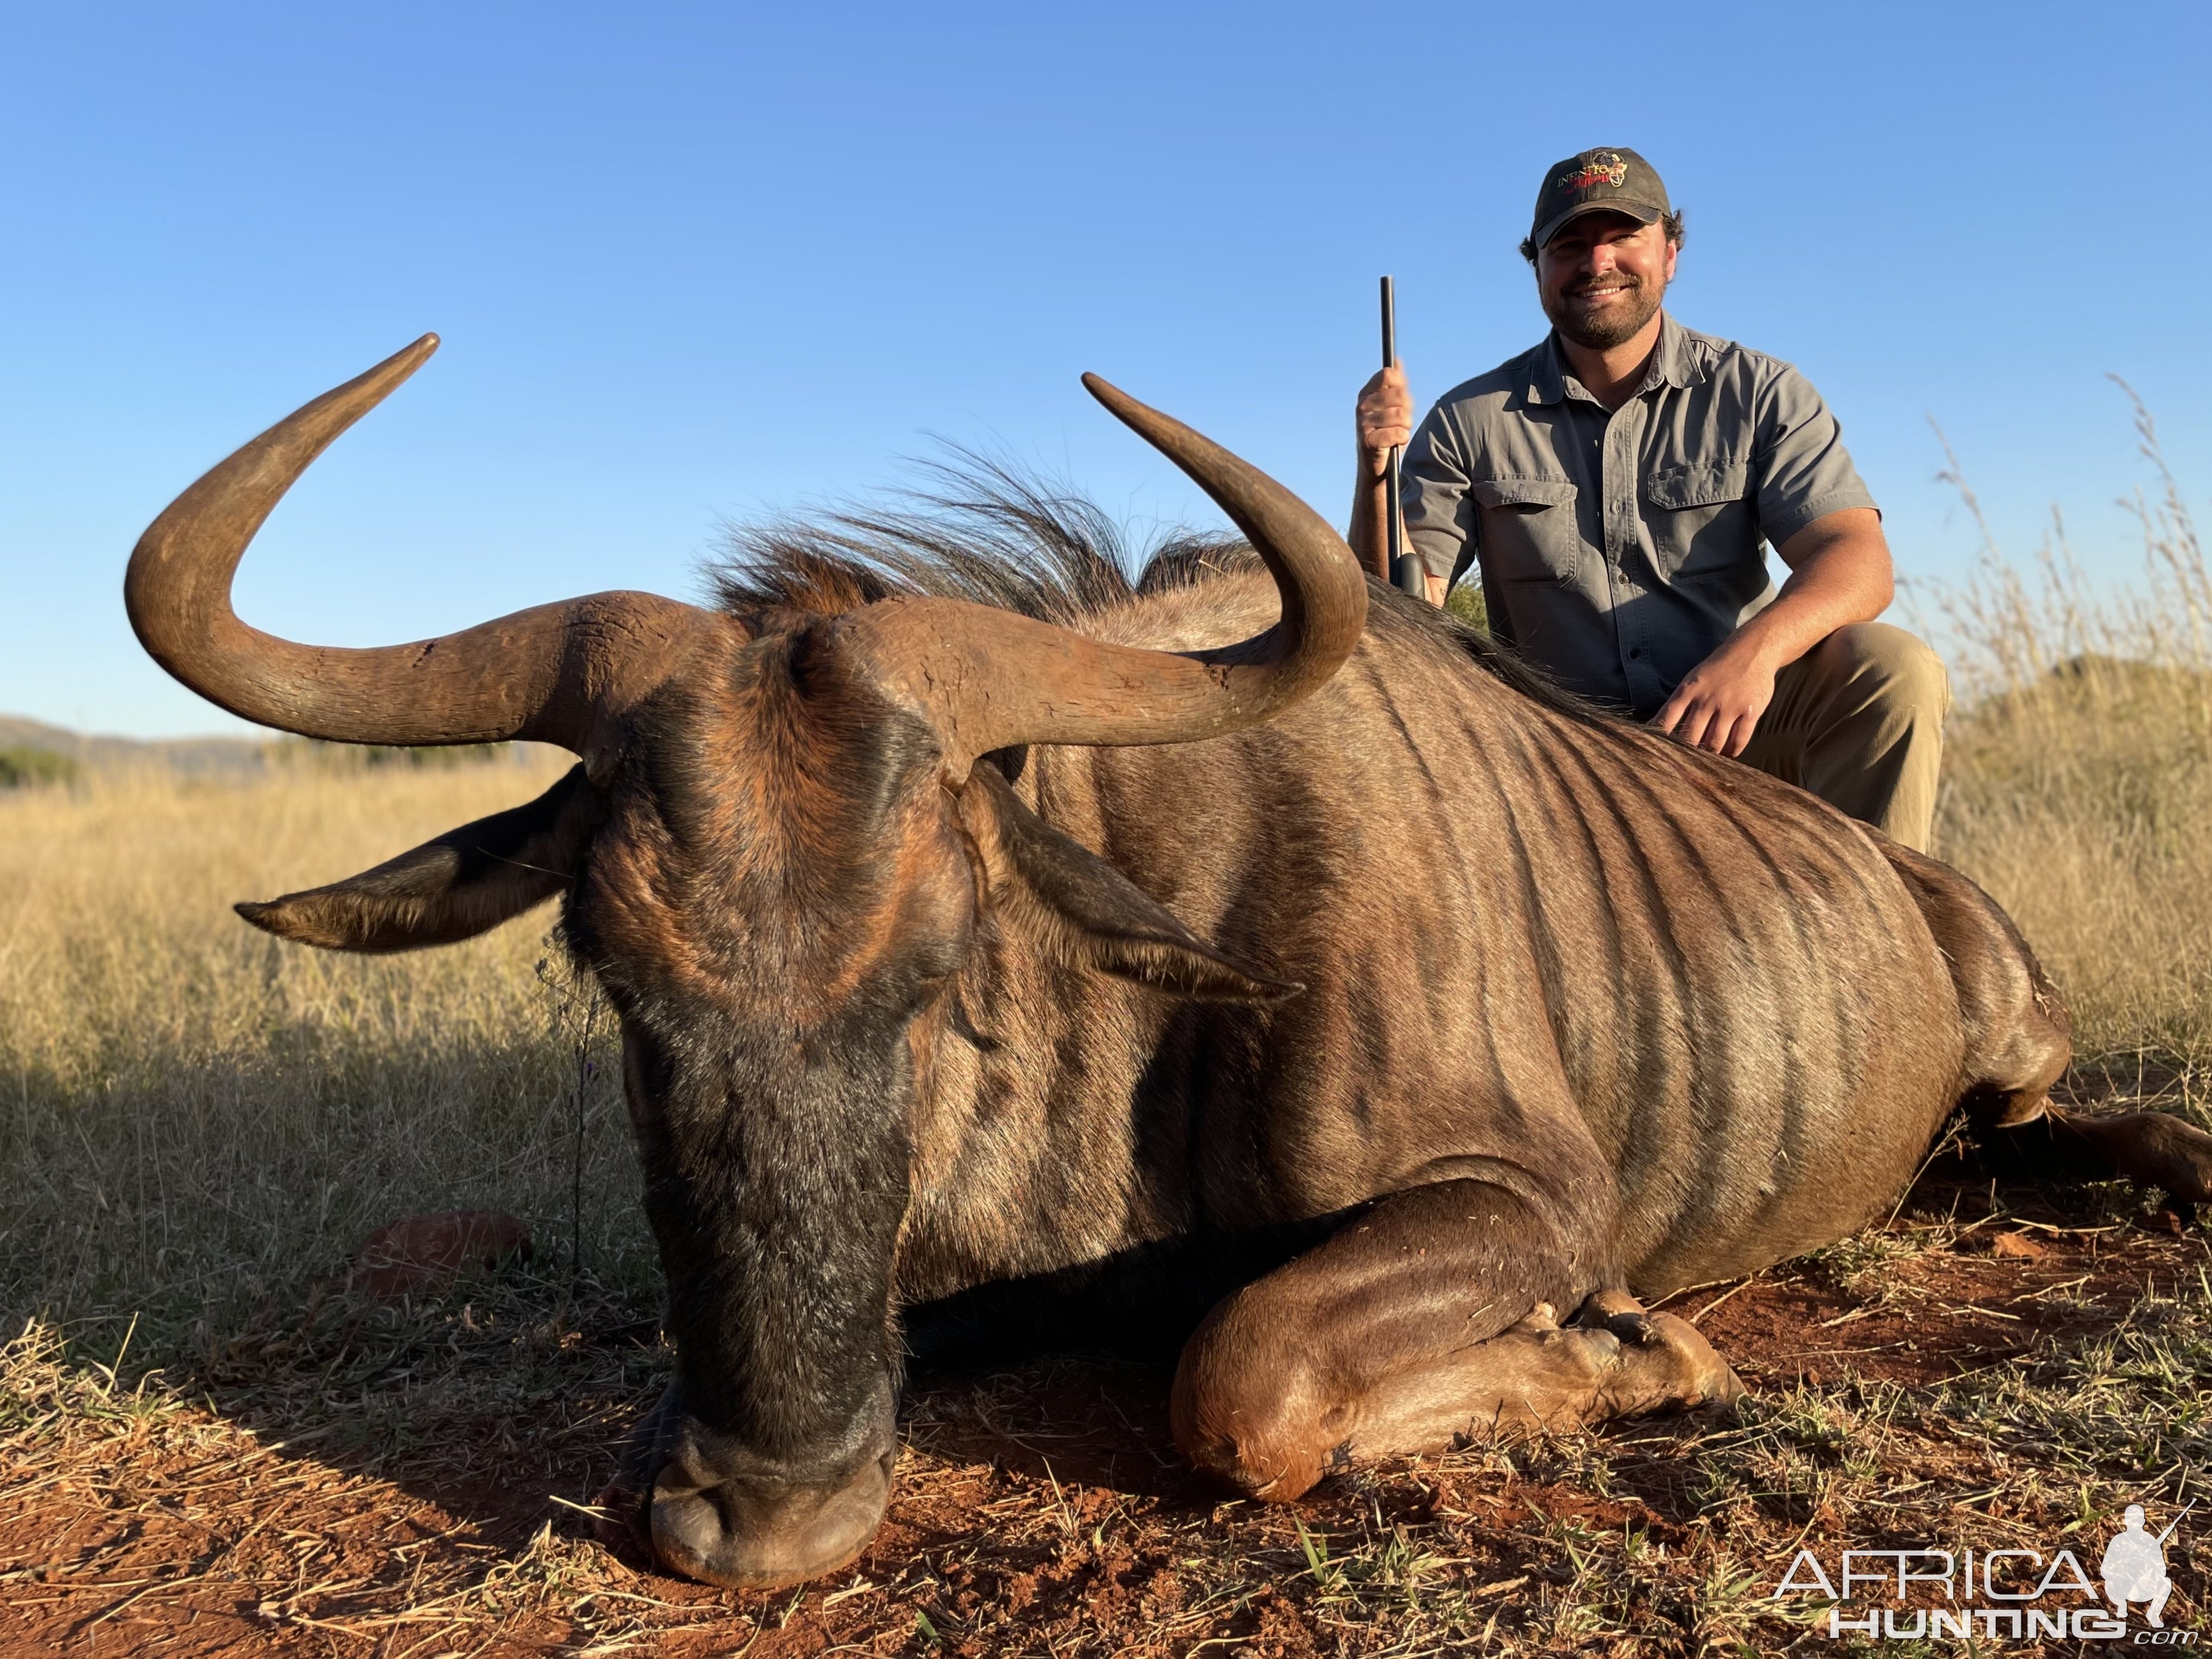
1644, 461, 1755, 577
1472, 476, 1582, 585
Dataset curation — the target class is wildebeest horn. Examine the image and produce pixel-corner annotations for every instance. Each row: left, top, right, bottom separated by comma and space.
125, 335, 707, 776
841, 374, 1369, 777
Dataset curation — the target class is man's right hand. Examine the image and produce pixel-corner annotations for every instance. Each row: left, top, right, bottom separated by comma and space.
1356, 365, 1414, 477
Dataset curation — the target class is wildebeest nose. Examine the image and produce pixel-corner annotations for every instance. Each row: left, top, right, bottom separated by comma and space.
634, 1386, 900, 1591
650, 1447, 896, 1590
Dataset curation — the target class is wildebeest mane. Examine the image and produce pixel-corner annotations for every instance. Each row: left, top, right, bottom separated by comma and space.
709, 454, 1606, 726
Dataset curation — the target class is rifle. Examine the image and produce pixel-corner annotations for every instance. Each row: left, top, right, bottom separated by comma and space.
2154, 1499, 2197, 1546
1381, 276, 1424, 596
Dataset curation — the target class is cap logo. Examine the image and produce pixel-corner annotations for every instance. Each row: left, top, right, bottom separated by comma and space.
1559, 155, 1629, 192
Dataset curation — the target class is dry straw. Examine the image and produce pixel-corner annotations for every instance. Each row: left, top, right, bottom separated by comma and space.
1918, 381, 2212, 1081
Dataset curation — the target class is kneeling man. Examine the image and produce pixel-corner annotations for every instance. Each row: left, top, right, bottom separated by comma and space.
1354, 147, 1947, 852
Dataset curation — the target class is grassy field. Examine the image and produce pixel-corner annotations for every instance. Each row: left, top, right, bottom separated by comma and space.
0, 748, 654, 1344
3, 458, 2210, 1653
1919, 391, 2212, 1069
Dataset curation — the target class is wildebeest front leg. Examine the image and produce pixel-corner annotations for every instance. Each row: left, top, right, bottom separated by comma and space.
1169, 1180, 1742, 1501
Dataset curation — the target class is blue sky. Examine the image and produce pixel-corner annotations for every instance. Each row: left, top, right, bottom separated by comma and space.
3, 1, 2207, 736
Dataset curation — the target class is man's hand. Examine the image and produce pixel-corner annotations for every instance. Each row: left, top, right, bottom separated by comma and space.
1653, 507, 1895, 755
1350, 365, 1433, 590
1651, 634, 1778, 757
1356, 365, 1413, 478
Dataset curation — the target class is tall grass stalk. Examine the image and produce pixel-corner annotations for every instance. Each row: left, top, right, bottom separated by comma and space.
1923, 383, 2212, 1073
537, 944, 614, 1293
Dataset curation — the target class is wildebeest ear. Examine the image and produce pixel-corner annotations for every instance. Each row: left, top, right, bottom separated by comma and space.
237, 764, 608, 953
955, 763, 1300, 1003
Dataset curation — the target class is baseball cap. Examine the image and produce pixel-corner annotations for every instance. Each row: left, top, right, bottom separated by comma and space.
1528, 148, 1671, 252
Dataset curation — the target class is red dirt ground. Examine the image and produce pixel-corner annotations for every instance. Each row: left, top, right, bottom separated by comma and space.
4, 1170, 2205, 1657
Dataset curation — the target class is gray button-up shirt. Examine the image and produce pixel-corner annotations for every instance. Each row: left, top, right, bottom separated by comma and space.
1401, 314, 1877, 718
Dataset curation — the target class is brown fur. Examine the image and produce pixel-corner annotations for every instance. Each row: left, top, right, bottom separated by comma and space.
243, 547, 2212, 1586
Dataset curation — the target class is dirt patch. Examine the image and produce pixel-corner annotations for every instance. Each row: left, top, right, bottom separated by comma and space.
1687, 1217, 2168, 1390
351, 1210, 534, 1303
3, 1172, 2206, 1655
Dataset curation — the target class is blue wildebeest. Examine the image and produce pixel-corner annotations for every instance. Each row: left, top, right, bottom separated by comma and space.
127, 338, 2212, 1588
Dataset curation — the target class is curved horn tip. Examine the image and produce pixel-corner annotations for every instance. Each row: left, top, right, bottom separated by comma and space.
387, 332, 440, 372
1082, 373, 1190, 450
323, 333, 441, 406
1080, 371, 1134, 415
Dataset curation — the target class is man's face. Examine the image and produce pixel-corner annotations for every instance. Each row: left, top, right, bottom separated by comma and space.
1536, 212, 1677, 350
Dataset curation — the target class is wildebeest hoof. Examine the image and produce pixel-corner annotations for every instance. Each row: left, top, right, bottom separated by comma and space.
2116, 1113, 2212, 1208
2051, 1109, 2212, 1209
1569, 1293, 1745, 1413
1621, 1311, 1746, 1411
1574, 1287, 1662, 1346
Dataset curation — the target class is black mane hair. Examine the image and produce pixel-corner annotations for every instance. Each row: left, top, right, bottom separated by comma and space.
709, 454, 1607, 727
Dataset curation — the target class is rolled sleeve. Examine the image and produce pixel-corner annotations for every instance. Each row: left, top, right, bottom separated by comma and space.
1753, 365, 1879, 548
1400, 406, 1476, 582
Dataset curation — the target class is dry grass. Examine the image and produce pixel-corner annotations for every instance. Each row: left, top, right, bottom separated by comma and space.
2, 419, 2210, 1651
0, 748, 657, 1362
1925, 385, 2212, 1075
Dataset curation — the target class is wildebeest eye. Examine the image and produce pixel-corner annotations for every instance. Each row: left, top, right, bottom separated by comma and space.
954, 765, 1298, 1004
907, 915, 978, 990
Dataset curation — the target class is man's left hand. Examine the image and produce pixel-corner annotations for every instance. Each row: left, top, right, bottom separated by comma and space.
1651, 506, 1894, 756
1651, 638, 1776, 757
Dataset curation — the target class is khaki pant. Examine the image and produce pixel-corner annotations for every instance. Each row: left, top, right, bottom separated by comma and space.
1737, 622, 1949, 853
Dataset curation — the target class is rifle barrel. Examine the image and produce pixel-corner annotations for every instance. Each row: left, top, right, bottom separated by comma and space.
2154, 1499, 2196, 1545
1381, 276, 1421, 595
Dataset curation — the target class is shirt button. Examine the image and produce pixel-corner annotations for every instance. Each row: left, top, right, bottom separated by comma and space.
1629, 647, 1645, 659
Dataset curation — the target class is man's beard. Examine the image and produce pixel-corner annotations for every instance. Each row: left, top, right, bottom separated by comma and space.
1545, 273, 1666, 350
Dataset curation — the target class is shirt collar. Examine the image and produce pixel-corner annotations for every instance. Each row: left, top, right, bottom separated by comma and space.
1647, 311, 1700, 390
1525, 311, 1701, 406
1526, 333, 1571, 406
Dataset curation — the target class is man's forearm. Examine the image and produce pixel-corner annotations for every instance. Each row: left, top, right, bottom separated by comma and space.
1724, 513, 1894, 672
1350, 467, 1451, 601
1726, 565, 1873, 672
1349, 463, 1392, 581
1652, 511, 1894, 754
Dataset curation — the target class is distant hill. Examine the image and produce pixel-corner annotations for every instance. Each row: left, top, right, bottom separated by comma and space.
0, 715, 269, 779
0, 718, 564, 783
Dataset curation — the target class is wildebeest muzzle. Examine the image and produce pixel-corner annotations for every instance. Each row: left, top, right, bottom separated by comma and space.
602, 1378, 899, 1589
